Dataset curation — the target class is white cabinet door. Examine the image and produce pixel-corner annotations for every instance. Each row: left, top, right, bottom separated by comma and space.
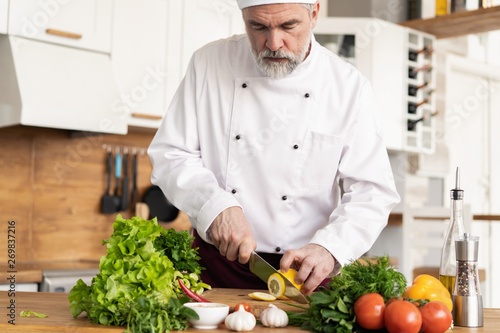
165, 0, 244, 123
179, 0, 243, 75
0, 0, 8, 34
10, 36, 127, 134
444, 58, 491, 214
112, 0, 169, 128
8, 0, 113, 53
165, 0, 244, 118
114, 0, 244, 129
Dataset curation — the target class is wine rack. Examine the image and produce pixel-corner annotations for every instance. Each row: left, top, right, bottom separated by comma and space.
314, 17, 437, 154
405, 31, 436, 153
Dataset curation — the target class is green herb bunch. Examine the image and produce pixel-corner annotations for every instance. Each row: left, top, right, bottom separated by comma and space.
154, 228, 202, 277
124, 296, 196, 333
288, 255, 407, 333
68, 215, 209, 331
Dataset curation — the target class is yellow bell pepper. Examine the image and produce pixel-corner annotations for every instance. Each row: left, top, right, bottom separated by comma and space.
403, 274, 453, 311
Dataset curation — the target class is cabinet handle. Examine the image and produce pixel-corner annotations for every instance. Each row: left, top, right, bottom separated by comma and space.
45, 28, 82, 39
131, 113, 163, 121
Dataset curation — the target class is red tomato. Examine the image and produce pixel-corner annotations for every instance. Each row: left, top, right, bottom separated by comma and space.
420, 301, 453, 333
354, 293, 386, 330
234, 302, 252, 313
384, 300, 422, 333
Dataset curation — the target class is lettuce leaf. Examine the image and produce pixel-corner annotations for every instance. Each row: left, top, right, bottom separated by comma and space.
69, 215, 206, 330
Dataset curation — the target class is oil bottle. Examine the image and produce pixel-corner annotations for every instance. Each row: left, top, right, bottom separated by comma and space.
439, 167, 466, 294
435, 0, 449, 16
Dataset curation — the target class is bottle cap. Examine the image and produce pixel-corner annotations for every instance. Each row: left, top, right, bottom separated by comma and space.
451, 189, 464, 200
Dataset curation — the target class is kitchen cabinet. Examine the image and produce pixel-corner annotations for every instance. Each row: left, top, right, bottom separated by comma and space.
165, 0, 244, 107
8, 0, 113, 53
111, 0, 169, 128
0, 0, 7, 34
0, 35, 127, 134
112, 0, 244, 129
314, 17, 437, 153
0, 0, 127, 134
442, 55, 500, 214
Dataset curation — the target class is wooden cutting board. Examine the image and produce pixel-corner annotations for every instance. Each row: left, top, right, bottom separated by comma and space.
201, 288, 308, 316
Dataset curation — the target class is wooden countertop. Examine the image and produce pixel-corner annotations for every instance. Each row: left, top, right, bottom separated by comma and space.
0, 290, 499, 332
387, 213, 500, 227
0, 289, 306, 333
0, 260, 100, 284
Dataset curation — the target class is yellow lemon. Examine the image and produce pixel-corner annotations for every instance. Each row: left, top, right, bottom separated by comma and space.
281, 268, 303, 290
267, 269, 303, 298
248, 292, 276, 301
267, 273, 286, 298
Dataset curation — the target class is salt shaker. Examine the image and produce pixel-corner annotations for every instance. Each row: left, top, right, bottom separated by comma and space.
452, 233, 483, 327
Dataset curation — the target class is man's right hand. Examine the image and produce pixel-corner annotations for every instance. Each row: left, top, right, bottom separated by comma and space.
207, 206, 256, 264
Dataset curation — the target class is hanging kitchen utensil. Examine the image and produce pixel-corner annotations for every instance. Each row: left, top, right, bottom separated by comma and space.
135, 202, 150, 220
121, 149, 129, 211
100, 149, 118, 214
112, 149, 122, 211
130, 149, 140, 211
142, 185, 179, 222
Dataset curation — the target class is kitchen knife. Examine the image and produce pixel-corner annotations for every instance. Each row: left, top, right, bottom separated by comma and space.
249, 251, 308, 304
121, 150, 129, 211
130, 149, 139, 210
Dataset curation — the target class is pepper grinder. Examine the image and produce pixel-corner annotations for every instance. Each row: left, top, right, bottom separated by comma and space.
452, 233, 483, 327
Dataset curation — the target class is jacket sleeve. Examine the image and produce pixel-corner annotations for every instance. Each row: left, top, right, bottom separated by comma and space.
309, 80, 400, 269
147, 56, 241, 242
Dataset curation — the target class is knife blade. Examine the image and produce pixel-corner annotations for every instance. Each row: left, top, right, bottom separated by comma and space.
249, 251, 308, 304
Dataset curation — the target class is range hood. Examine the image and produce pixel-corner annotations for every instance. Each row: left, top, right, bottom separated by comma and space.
0, 35, 127, 134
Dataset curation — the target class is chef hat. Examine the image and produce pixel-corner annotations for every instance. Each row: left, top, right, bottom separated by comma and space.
236, 0, 317, 9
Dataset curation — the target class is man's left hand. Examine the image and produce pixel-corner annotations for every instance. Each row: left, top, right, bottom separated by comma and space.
280, 244, 336, 295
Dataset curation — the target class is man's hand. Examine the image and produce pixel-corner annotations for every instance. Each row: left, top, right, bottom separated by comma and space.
208, 206, 256, 264
280, 244, 336, 295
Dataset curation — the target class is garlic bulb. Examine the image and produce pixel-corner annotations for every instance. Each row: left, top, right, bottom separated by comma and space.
260, 304, 288, 328
224, 307, 256, 331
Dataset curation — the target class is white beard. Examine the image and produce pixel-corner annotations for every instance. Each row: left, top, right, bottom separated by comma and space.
252, 34, 311, 79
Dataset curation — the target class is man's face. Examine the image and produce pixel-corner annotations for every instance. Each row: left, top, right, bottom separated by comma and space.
243, 3, 319, 78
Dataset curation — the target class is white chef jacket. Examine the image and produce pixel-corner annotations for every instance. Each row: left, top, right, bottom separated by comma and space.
148, 33, 400, 268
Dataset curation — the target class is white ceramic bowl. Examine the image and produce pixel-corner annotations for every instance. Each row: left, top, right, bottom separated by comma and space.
183, 302, 230, 329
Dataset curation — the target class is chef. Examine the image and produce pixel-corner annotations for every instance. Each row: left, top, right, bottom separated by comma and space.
148, 0, 400, 294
